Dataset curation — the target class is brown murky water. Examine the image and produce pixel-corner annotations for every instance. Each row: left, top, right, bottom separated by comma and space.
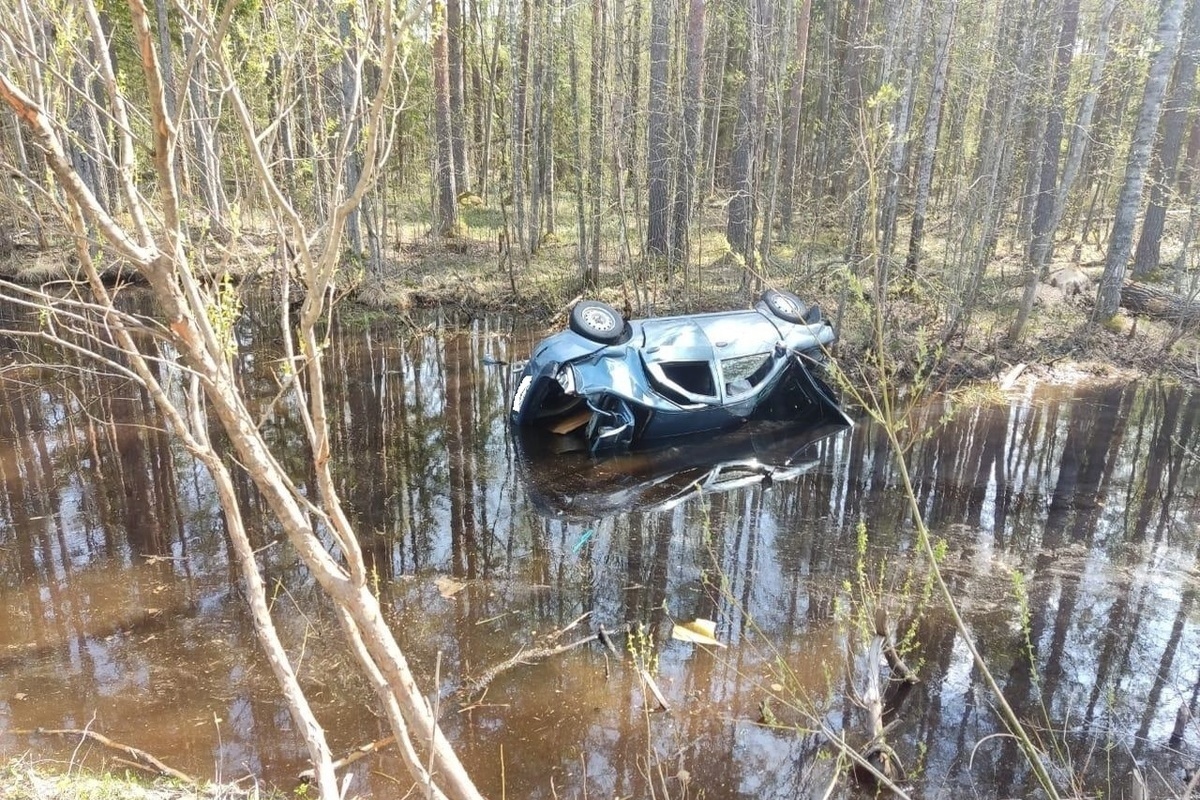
2, 304, 1200, 798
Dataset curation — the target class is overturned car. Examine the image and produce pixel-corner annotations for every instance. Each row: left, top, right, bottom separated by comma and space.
510, 290, 851, 451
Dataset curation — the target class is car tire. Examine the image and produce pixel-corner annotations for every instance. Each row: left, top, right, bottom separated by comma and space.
570, 300, 624, 343
761, 289, 808, 324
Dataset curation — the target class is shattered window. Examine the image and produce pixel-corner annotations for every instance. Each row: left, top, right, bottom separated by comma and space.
721, 353, 772, 396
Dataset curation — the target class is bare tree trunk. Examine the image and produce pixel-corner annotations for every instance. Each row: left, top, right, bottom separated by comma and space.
1, 0, 485, 796
879, 0, 924, 266
645, 0, 671, 259
543, 5, 557, 239
778, 0, 812, 239
180, 25, 227, 230
1050, 0, 1116, 259
154, 0, 177, 124
1096, 0, 1187, 321
338, 6, 364, 255
478, 1, 504, 204
728, 0, 760, 285
528, 0, 544, 253
754, 0, 785, 268
670, 0, 706, 271
447, 0, 471, 193
434, 1, 459, 235
568, 0, 589, 282
588, 0, 606, 285
905, 0, 956, 275
1010, 0, 1080, 341
67, 55, 107, 212
1133, 0, 1200, 277
511, 0, 532, 255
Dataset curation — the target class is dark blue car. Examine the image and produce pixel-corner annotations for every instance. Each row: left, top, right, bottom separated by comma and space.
511, 290, 851, 451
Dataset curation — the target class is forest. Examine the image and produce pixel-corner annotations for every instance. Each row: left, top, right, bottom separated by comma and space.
3, 0, 1200, 349
3, 0, 1200, 797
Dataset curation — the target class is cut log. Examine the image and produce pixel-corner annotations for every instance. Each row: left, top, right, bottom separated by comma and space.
1120, 281, 1200, 326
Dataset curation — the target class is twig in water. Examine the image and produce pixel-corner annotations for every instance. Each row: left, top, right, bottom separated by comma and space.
34, 726, 196, 785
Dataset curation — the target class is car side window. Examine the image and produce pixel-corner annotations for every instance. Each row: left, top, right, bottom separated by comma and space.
659, 361, 717, 399
721, 353, 772, 397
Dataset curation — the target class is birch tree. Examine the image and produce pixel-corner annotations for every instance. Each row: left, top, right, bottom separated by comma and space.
1095, 0, 1187, 321
435, 0, 461, 235
0, 2, 483, 799
1132, 0, 1200, 277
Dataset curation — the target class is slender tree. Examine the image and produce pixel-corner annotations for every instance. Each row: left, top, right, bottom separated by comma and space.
511, 0, 533, 255
447, 0, 471, 193
434, 1, 460, 235
1132, 0, 1200, 276
670, 0, 706, 270
1010, 0, 1080, 341
879, 0, 924, 265
588, 0, 606, 285
728, 0, 761, 283
1096, 0, 1187, 321
778, 0, 812, 239
645, 0, 672, 258
905, 0, 955, 274
568, 0, 589, 281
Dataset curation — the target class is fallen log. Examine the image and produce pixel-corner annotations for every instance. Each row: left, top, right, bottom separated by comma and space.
1120, 281, 1200, 326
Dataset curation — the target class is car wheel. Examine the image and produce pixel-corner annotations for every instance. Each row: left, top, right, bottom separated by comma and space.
761, 289, 808, 324
570, 300, 624, 343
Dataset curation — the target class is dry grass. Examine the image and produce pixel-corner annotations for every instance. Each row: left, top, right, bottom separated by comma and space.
0, 757, 266, 800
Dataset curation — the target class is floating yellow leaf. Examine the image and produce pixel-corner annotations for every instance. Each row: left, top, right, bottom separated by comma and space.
671, 618, 726, 648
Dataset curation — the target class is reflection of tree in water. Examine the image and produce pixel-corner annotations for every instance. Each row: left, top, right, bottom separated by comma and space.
10, 309, 1200, 796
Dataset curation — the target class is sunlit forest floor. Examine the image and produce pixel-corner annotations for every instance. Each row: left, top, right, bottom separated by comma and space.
355, 195, 1200, 389
3, 193, 1197, 389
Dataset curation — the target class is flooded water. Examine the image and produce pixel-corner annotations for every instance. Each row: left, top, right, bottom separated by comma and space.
2, 304, 1200, 798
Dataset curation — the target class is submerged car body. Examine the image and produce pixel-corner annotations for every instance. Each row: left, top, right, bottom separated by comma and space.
510, 291, 851, 451
515, 419, 849, 519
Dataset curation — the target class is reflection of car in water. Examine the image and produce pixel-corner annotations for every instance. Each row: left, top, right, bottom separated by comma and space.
515, 420, 850, 520
510, 290, 851, 452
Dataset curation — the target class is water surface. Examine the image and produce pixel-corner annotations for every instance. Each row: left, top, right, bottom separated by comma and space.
1, 308, 1199, 798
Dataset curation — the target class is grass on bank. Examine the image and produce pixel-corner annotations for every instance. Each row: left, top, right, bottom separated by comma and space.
0, 757, 275, 800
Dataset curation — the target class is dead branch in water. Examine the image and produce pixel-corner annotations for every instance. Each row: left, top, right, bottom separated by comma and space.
858, 636, 900, 784
460, 622, 632, 699
874, 608, 919, 685
298, 736, 398, 783
28, 727, 196, 785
